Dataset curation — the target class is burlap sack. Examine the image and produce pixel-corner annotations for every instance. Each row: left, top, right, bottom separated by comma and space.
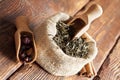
35, 4, 102, 76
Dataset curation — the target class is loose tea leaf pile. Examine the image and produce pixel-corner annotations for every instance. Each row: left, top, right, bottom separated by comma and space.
53, 21, 89, 58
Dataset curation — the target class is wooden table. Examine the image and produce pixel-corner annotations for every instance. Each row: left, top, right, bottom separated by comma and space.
0, 0, 120, 80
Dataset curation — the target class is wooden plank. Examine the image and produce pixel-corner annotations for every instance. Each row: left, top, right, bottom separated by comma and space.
0, 20, 22, 80
0, 0, 89, 79
90, 0, 120, 72
9, 63, 63, 80
0, 0, 89, 29
65, 0, 120, 79
0, 0, 89, 80
3, 0, 120, 80
97, 38, 120, 80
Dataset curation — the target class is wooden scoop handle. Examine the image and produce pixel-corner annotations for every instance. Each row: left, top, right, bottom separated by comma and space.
15, 16, 32, 32
71, 4, 103, 39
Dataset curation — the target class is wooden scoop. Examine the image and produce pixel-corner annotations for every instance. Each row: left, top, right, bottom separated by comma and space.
67, 3, 103, 78
67, 3, 103, 40
14, 16, 37, 65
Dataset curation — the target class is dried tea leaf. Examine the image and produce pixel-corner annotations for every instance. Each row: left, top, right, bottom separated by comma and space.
53, 21, 89, 58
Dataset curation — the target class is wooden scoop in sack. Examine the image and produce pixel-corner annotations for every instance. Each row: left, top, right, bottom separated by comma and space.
14, 16, 37, 65
35, 2, 102, 76
67, 3, 103, 40
66, 3, 103, 77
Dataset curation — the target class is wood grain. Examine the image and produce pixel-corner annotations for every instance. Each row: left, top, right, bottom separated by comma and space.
0, 0, 89, 80
65, 0, 120, 79
89, 0, 120, 72
0, 0, 89, 30
9, 63, 63, 80
98, 38, 120, 80
8, 0, 120, 80
0, 20, 22, 80
64, 0, 120, 80
0, 0, 120, 80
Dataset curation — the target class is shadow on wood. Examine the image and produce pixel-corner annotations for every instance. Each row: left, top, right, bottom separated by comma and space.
0, 20, 17, 62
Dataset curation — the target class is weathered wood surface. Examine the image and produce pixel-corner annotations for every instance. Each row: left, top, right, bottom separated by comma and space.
65, 0, 120, 79
90, 0, 120, 72
0, 21, 22, 80
98, 38, 120, 80
9, 0, 120, 80
0, 0, 120, 80
0, 0, 89, 30
9, 63, 63, 80
0, 0, 89, 80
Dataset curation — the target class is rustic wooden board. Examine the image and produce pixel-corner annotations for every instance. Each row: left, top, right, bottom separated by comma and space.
9, 63, 63, 80
1, 0, 120, 80
98, 38, 120, 80
0, 0, 89, 30
9, 0, 120, 80
0, 21, 22, 80
65, 0, 120, 79
0, 0, 89, 80
89, 0, 120, 72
